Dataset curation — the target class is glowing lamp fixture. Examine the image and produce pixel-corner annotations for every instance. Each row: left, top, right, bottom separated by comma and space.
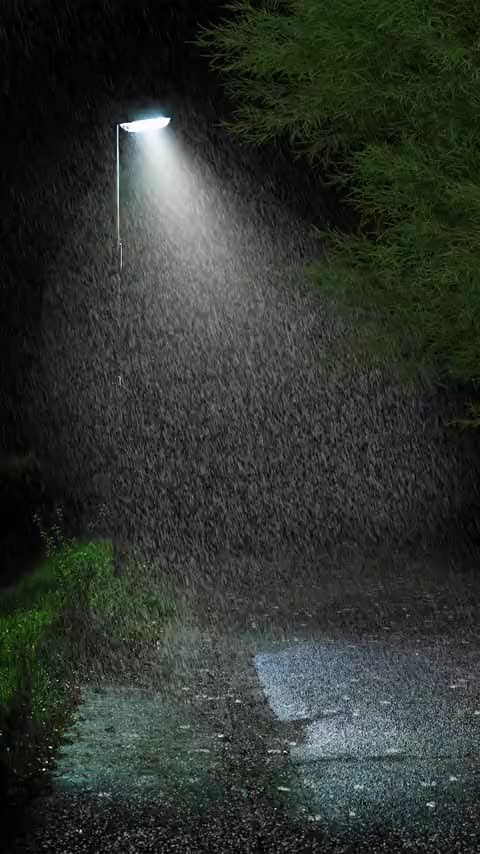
116, 113, 171, 273
119, 116, 171, 133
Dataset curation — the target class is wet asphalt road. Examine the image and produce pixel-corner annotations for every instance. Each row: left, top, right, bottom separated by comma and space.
13, 544, 480, 853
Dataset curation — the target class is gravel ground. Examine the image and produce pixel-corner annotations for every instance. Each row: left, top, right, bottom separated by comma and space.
10, 544, 480, 854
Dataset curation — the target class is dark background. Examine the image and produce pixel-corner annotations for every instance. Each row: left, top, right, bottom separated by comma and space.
1, 0, 360, 452
1, 0, 363, 585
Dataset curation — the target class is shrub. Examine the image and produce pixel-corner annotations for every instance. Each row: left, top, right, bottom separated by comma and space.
194, 0, 480, 425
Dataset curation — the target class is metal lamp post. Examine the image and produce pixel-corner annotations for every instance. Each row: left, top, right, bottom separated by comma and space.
113, 113, 171, 576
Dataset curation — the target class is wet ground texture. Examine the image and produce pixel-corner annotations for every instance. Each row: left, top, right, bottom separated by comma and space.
14, 544, 480, 853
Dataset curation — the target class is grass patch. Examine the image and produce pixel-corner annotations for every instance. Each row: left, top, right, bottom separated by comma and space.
86, 547, 182, 644
0, 507, 180, 812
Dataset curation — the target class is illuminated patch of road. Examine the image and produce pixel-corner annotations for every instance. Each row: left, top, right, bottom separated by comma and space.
255, 640, 480, 830
52, 685, 225, 810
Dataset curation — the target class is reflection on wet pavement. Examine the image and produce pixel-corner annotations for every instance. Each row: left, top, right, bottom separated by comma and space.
256, 638, 480, 835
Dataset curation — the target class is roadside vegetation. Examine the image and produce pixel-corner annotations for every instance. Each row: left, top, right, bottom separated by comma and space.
0, 503, 298, 830
194, 0, 480, 429
0, 505, 180, 815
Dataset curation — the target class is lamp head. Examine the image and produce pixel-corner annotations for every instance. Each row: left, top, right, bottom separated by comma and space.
119, 116, 171, 133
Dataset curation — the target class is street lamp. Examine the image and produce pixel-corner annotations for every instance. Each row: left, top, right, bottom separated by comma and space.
112, 113, 171, 578
116, 115, 171, 273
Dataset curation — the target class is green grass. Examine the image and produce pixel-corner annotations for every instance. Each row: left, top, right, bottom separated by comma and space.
85, 547, 183, 643
0, 532, 112, 791
194, 0, 480, 429
0, 509, 180, 802
0, 537, 105, 714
